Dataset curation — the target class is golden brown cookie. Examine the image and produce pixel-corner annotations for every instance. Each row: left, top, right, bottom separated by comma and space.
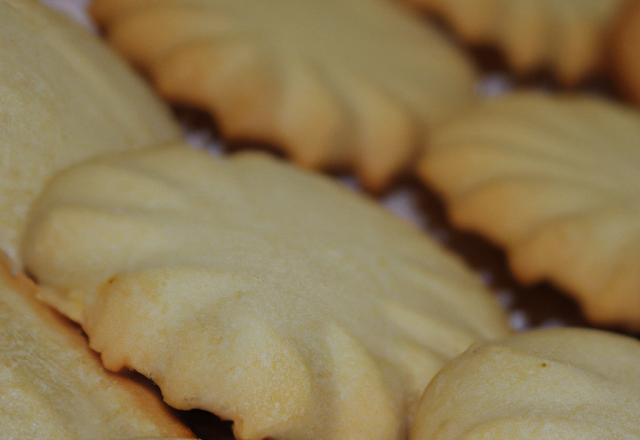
610, 0, 640, 106
410, 327, 640, 439
89, 0, 478, 191
0, 0, 181, 270
0, 256, 195, 439
22, 144, 510, 440
418, 92, 640, 330
403, 0, 626, 84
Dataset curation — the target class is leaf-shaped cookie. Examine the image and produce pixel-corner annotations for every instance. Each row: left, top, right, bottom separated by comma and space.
0, 257, 195, 439
410, 328, 640, 440
22, 144, 510, 440
89, 0, 477, 191
0, 0, 181, 270
403, 0, 626, 84
418, 92, 640, 330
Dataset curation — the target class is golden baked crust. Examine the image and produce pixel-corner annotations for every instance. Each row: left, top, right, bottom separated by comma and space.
22, 144, 510, 440
0, 0, 181, 269
418, 92, 640, 330
410, 327, 640, 440
0, 256, 195, 439
89, 0, 477, 190
403, 0, 626, 84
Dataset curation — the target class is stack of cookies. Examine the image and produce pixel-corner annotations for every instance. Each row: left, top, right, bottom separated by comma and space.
3, 0, 640, 438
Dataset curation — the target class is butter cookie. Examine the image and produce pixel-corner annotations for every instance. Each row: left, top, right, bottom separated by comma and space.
403, 0, 626, 84
418, 92, 640, 330
23, 144, 510, 440
90, 0, 477, 190
411, 327, 640, 440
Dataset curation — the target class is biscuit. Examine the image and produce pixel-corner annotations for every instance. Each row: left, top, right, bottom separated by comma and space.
0, 0, 181, 270
417, 92, 640, 330
22, 144, 510, 440
410, 327, 640, 439
89, 0, 478, 191
0, 256, 195, 439
610, 0, 640, 106
403, 0, 626, 84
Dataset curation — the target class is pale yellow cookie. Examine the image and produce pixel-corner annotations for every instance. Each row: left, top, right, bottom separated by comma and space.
403, 0, 626, 84
410, 327, 640, 440
418, 92, 640, 330
0, 0, 181, 270
22, 144, 510, 440
89, 0, 478, 191
0, 256, 195, 439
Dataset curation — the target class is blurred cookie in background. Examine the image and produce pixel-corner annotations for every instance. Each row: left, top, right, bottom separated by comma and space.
89, 0, 478, 191
610, 0, 640, 107
0, 0, 181, 270
402, 0, 627, 85
418, 91, 640, 331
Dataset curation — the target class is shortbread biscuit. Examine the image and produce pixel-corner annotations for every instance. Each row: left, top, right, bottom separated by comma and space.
418, 92, 640, 330
0, 0, 181, 269
22, 144, 510, 440
610, 0, 640, 106
403, 0, 626, 84
411, 327, 640, 439
0, 256, 195, 439
89, 0, 477, 191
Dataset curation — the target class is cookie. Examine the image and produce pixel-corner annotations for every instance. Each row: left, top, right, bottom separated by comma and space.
410, 327, 640, 439
22, 144, 510, 440
0, 0, 181, 270
89, 0, 478, 191
0, 256, 195, 439
610, 0, 640, 106
417, 91, 640, 330
403, 0, 626, 84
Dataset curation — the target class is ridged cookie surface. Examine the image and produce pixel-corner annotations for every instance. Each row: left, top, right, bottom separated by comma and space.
403, 0, 626, 84
90, 0, 477, 190
410, 327, 640, 439
0, 258, 195, 439
22, 144, 510, 440
0, 0, 180, 269
418, 92, 640, 330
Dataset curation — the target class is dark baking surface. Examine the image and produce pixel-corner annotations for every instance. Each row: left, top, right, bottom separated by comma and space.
178, 409, 236, 440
